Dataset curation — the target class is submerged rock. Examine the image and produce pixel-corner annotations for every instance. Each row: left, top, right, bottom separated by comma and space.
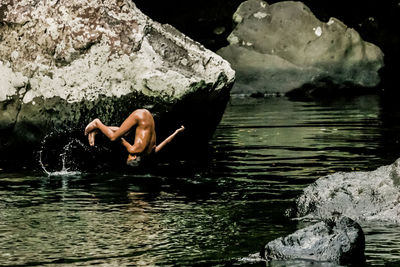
217, 0, 384, 96
261, 216, 365, 265
0, 0, 235, 164
296, 158, 400, 224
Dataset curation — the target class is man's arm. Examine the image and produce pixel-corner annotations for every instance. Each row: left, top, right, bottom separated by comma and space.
121, 138, 141, 154
155, 126, 185, 153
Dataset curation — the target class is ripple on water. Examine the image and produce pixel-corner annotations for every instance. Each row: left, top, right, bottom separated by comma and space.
2, 95, 400, 266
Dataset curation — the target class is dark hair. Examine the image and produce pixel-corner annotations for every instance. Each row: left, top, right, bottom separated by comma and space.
127, 155, 141, 167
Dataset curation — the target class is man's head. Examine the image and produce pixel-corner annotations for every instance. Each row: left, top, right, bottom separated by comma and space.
127, 154, 141, 167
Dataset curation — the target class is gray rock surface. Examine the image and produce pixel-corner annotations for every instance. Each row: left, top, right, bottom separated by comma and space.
0, 0, 235, 161
296, 158, 400, 224
217, 0, 384, 95
261, 216, 365, 264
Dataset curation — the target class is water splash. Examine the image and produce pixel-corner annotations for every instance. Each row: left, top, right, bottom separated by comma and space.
39, 135, 86, 177
237, 253, 265, 264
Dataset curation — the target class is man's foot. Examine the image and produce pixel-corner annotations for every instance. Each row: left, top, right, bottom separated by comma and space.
88, 130, 98, 146
84, 119, 98, 136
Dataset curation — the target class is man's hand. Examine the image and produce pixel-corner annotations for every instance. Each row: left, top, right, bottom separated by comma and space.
121, 137, 138, 155
175, 125, 185, 134
121, 137, 131, 149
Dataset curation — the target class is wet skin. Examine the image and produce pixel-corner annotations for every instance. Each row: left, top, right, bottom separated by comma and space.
84, 109, 184, 164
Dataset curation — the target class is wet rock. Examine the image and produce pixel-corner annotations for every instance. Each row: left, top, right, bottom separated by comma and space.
296, 158, 400, 224
217, 0, 384, 95
0, 0, 235, 164
261, 216, 365, 265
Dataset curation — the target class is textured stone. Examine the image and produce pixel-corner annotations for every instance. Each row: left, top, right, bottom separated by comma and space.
0, 0, 235, 163
217, 0, 384, 95
296, 158, 400, 224
261, 216, 365, 265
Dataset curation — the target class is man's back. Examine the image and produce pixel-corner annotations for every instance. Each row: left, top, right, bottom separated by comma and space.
131, 109, 156, 155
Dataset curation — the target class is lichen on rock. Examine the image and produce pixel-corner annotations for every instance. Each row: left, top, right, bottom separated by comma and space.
296, 158, 400, 224
0, 0, 235, 165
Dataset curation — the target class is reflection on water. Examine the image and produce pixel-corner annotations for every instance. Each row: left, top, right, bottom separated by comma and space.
2, 95, 400, 266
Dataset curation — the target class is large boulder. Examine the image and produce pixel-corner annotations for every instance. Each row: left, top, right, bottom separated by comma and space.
217, 0, 384, 96
261, 216, 365, 265
0, 0, 235, 165
133, 0, 400, 93
296, 158, 400, 224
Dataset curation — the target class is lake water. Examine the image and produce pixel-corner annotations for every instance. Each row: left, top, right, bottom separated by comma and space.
1, 95, 400, 266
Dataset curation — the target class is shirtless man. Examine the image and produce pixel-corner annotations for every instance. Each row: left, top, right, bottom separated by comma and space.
84, 109, 185, 165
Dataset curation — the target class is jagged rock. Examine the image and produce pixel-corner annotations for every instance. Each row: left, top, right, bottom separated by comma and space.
217, 0, 384, 96
261, 216, 365, 265
296, 158, 400, 224
0, 0, 235, 164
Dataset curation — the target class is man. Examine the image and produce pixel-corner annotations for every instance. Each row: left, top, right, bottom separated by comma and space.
84, 109, 185, 165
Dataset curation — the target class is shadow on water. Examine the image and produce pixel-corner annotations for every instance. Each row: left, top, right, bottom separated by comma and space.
2, 94, 400, 266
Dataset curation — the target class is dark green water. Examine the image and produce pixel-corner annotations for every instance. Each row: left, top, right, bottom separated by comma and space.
2, 95, 400, 266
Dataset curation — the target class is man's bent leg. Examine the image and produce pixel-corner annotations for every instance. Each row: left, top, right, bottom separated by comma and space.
109, 112, 139, 140
85, 112, 138, 142
87, 126, 121, 146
